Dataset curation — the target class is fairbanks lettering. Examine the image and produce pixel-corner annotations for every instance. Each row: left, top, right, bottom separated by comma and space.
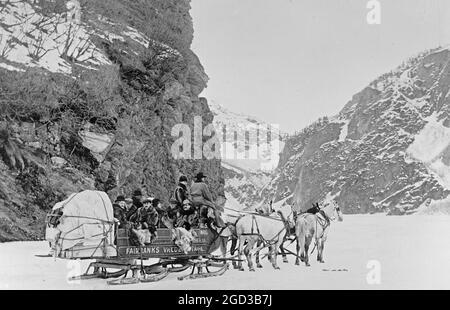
123, 245, 206, 256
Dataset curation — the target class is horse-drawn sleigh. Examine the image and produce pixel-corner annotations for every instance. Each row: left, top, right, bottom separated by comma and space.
44, 190, 343, 285
45, 190, 234, 285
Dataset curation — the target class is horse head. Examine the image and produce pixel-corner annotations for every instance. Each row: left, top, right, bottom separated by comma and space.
276, 204, 296, 231
321, 200, 344, 222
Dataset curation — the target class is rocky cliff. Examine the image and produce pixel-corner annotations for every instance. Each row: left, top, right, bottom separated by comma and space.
0, 0, 224, 241
264, 47, 450, 215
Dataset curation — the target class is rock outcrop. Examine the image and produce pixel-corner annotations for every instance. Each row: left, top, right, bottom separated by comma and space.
0, 0, 224, 241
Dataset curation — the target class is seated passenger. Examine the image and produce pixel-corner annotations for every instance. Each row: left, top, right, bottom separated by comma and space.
126, 189, 143, 221
176, 199, 198, 228
129, 197, 159, 243
169, 175, 190, 220
113, 195, 128, 228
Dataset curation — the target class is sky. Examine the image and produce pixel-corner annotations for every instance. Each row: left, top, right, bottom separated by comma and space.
190, 0, 450, 134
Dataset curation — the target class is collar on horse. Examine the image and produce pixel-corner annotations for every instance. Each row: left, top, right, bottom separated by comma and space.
318, 210, 330, 226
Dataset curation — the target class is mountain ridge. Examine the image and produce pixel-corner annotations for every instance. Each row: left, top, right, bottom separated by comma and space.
262, 46, 450, 215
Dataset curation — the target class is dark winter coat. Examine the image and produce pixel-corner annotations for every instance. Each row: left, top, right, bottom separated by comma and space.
190, 181, 224, 212
190, 181, 213, 202
130, 206, 159, 234
113, 204, 128, 228
126, 197, 141, 221
173, 183, 189, 206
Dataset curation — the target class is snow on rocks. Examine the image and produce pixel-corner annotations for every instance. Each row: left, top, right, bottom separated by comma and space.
0, 62, 25, 72
78, 130, 115, 163
416, 196, 450, 215
407, 114, 450, 189
0, 0, 110, 74
338, 120, 350, 142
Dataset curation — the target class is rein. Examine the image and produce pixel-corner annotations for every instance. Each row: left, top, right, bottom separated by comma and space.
240, 209, 294, 250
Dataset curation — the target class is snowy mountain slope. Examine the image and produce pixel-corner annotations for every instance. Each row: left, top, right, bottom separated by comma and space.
0, 0, 180, 74
264, 47, 450, 214
209, 101, 284, 210
210, 101, 284, 173
221, 161, 272, 211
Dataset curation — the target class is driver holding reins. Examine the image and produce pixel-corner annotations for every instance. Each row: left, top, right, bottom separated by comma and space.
190, 172, 226, 229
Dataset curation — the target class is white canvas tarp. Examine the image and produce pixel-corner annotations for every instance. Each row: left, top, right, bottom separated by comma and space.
46, 190, 116, 258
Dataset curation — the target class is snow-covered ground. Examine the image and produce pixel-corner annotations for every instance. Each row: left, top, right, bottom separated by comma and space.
1, 214, 450, 290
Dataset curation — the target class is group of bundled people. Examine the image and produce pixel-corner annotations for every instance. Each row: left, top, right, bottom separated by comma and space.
112, 172, 226, 247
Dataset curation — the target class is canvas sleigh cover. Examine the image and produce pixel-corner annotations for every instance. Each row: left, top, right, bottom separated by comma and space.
46, 190, 117, 259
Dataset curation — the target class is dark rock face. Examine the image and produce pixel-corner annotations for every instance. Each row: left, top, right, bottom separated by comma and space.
264, 48, 450, 215
0, 0, 223, 241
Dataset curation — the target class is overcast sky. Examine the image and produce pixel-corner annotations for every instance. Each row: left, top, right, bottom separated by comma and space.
191, 0, 450, 134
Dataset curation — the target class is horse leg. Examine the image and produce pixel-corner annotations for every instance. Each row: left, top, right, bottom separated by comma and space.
316, 238, 322, 262
319, 237, 326, 263
220, 237, 227, 258
254, 240, 263, 268
280, 239, 289, 263
244, 239, 256, 272
295, 239, 301, 266
255, 243, 262, 268
230, 237, 240, 270
304, 237, 312, 267
237, 236, 245, 271
270, 240, 282, 270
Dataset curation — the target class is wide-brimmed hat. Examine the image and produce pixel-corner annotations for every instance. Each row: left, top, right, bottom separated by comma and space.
116, 195, 125, 202
179, 175, 188, 183
133, 189, 143, 197
195, 172, 207, 180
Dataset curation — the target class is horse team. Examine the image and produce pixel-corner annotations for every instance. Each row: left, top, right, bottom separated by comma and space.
220, 201, 344, 272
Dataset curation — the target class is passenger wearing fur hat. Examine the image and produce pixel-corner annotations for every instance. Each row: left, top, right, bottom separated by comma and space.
113, 195, 128, 228
130, 197, 159, 242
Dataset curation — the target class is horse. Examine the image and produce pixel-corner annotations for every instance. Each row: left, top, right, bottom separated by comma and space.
254, 210, 296, 268
295, 200, 343, 266
235, 205, 294, 271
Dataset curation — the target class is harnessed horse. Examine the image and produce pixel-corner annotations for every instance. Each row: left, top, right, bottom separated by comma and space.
235, 205, 294, 271
295, 200, 343, 266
